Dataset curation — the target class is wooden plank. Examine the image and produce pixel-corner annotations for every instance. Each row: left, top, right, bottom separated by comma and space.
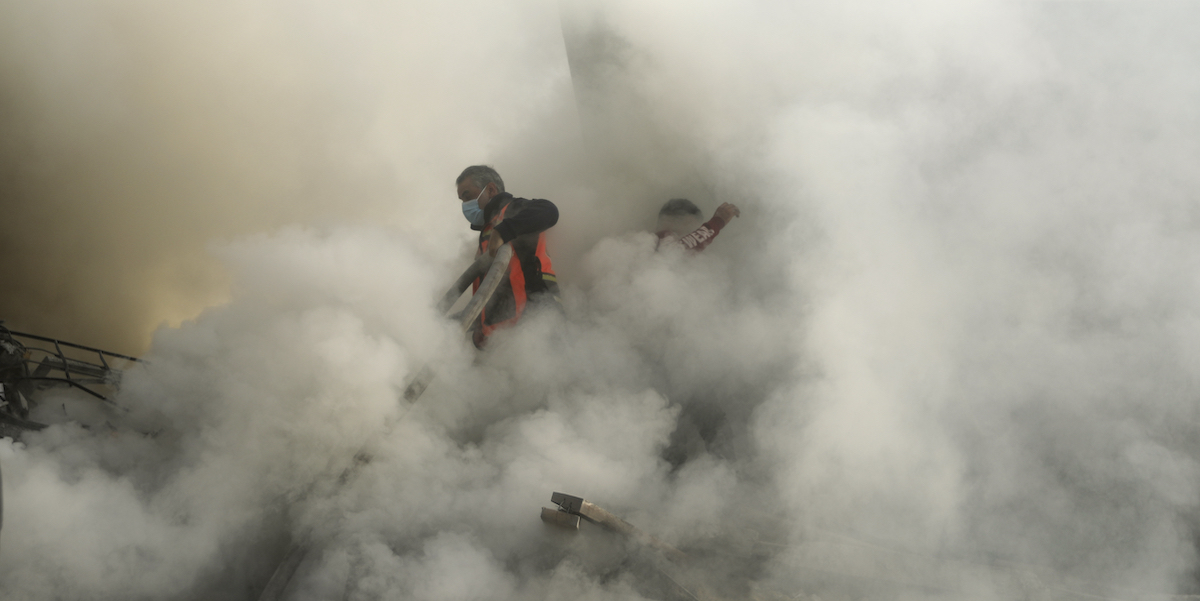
402, 245, 513, 402
257, 545, 307, 601
549, 492, 688, 564
258, 247, 515, 601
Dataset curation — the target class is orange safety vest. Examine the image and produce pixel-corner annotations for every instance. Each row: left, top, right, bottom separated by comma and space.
473, 201, 558, 337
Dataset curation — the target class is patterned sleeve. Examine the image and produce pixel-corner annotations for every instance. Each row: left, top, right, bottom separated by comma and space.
677, 216, 727, 251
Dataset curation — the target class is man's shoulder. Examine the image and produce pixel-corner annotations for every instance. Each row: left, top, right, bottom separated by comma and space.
504, 196, 558, 215
508, 195, 553, 205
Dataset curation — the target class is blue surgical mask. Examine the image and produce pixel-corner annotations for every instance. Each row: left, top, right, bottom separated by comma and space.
461, 198, 485, 226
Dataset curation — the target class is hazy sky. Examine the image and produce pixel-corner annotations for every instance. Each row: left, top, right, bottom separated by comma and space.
3, 1, 1200, 599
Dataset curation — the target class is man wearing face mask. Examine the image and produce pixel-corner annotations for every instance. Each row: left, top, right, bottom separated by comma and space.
455, 165, 561, 347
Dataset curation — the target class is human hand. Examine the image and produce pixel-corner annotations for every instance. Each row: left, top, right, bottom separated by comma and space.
486, 229, 504, 257
713, 202, 740, 224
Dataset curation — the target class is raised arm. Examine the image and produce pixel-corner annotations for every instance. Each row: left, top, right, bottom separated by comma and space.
677, 202, 739, 251
494, 198, 559, 242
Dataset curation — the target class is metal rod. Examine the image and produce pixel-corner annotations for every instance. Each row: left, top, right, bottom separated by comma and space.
51, 340, 71, 382
7, 330, 142, 362
19, 377, 108, 401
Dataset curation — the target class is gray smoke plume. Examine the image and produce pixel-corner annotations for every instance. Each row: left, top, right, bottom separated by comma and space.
3, 0, 1200, 600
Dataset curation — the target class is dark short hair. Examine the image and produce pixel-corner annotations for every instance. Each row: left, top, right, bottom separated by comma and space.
659, 198, 701, 216
456, 165, 505, 193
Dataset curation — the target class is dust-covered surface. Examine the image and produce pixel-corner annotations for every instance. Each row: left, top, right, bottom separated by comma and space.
3, 1, 1200, 599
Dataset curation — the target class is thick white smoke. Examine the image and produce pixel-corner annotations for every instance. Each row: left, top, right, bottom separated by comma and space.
3, 0, 1200, 599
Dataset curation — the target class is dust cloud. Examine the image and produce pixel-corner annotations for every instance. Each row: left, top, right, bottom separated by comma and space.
3, 1, 1200, 600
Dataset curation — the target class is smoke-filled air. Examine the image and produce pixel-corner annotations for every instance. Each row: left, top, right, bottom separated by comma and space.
3, 0, 1200, 599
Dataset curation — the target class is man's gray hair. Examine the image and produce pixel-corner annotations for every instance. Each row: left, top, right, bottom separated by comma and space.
456, 165, 506, 193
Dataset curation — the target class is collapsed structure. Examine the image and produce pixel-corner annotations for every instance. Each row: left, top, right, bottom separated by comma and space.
0, 321, 142, 549
0, 322, 140, 439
